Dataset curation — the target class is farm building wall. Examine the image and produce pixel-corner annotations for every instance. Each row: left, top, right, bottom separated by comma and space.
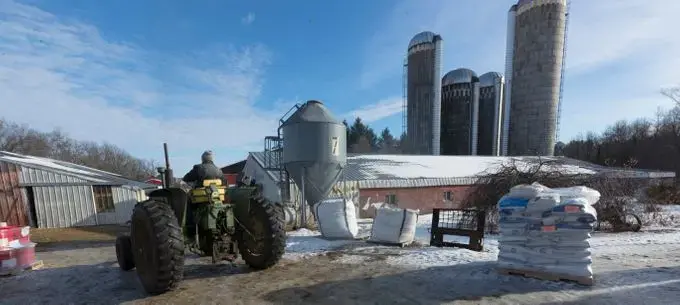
30, 185, 140, 228
242, 154, 281, 204
1, 160, 146, 228
0, 161, 29, 226
31, 185, 96, 227
358, 185, 475, 214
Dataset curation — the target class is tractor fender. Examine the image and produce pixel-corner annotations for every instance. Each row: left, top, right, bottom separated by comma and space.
228, 187, 257, 223
148, 188, 189, 225
229, 186, 285, 223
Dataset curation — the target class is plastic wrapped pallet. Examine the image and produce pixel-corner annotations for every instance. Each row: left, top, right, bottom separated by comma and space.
315, 198, 359, 240
369, 207, 419, 246
0, 222, 37, 275
496, 183, 599, 284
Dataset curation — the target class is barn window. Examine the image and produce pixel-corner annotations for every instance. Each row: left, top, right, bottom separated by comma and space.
93, 186, 115, 213
443, 191, 453, 201
385, 194, 398, 205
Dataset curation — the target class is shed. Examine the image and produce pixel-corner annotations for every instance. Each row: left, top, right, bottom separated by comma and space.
0, 151, 155, 228
221, 159, 246, 186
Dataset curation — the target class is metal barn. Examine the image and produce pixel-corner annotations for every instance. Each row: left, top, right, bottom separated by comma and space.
0, 151, 152, 228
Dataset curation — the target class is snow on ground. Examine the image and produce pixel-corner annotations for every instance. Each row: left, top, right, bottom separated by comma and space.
284, 211, 680, 268
283, 219, 373, 260
283, 214, 501, 266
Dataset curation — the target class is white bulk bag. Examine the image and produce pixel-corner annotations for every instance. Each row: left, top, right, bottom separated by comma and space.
315, 198, 359, 240
369, 207, 419, 245
525, 193, 562, 212
552, 186, 601, 206
507, 182, 552, 199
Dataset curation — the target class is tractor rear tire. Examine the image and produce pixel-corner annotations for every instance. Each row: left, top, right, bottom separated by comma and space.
130, 199, 185, 295
237, 194, 286, 270
115, 235, 135, 271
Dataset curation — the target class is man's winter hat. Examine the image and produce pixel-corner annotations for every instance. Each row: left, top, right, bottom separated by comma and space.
201, 150, 214, 162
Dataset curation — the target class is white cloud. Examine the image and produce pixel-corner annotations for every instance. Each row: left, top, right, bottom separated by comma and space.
344, 96, 403, 123
241, 12, 255, 25
0, 1, 281, 172
566, 0, 680, 86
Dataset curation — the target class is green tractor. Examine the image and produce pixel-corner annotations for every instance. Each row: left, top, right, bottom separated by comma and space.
115, 143, 286, 295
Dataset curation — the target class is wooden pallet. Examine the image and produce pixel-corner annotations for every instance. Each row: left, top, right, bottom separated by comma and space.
0, 260, 44, 277
497, 267, 594, 286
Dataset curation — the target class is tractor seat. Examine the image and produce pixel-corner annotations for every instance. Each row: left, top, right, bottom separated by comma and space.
189, 179, 226, 203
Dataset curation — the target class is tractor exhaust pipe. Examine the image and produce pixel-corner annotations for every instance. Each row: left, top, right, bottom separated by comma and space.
163, 143, 173, 189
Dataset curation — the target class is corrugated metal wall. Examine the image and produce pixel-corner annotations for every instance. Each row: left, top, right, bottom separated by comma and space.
0, 161, 29, 226
31, 185, 140, 228
96, 186, 138, 225
33, 185, 97, 228
13, 164, 143, 228
19, 166, 91, 184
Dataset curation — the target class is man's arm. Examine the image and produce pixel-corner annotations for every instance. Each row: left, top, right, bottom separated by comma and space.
182, 165, 199, 183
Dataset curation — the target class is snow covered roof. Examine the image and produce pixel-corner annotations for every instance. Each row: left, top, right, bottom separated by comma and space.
0, 151, 155, 188
249, 152, 675, 189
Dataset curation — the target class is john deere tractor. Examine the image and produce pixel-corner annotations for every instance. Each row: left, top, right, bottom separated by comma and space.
115, 143, 286, 295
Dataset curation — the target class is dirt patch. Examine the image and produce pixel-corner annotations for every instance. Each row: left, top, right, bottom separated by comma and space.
30, 225, 129, 252
31, 225, 128, 244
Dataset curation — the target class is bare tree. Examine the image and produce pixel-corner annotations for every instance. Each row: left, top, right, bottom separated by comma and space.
661, 85, 680, 106
461, 157, 650, 233
0, 118, 157, 180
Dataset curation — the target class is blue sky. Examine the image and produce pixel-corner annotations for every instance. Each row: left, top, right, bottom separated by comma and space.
0, 0, 678, 174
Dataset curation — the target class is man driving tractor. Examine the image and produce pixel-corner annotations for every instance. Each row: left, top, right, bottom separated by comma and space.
182, 150, 224, 243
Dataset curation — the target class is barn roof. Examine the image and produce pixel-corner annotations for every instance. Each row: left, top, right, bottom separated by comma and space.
248, 152, 675, 189
0, 151, 155, 188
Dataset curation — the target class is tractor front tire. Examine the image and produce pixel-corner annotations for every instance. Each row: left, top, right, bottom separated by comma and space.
237, 194, 286, 270
130, 199, 185, 295
115, 235, 135, 271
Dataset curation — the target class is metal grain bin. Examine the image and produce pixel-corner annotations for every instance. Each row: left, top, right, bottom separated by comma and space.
281, 100, 347, 207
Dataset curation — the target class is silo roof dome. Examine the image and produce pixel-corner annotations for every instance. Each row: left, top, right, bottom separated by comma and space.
479, 72, 503, 87
281, 100, 341, 126
408, 31, 439, 49
442, 68, 479, 86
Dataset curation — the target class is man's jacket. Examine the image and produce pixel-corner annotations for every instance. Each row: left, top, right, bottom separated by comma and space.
182, 162, 224, 187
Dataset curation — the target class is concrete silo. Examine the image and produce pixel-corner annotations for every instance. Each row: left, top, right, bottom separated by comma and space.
501, 4, 517, 156
478, 72, 505, 156
506, 0, 568, 156
440, 68, 479, 156
406, 31, 443, 155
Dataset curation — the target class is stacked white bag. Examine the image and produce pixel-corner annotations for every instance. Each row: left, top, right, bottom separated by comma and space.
315, 198, 359, 240
497, 182, 600, 280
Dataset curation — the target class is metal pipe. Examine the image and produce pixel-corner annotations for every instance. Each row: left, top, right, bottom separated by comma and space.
163, 143, 173, 189
300, 169, 307, 228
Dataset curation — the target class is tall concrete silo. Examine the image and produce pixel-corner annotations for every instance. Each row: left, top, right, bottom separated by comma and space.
478, 72, 505, 156
440, 68, 479, 156
406, 31, 443, 155
501, 4, 517, 156
281, 100, 347, 211
507, 0, 568, 156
